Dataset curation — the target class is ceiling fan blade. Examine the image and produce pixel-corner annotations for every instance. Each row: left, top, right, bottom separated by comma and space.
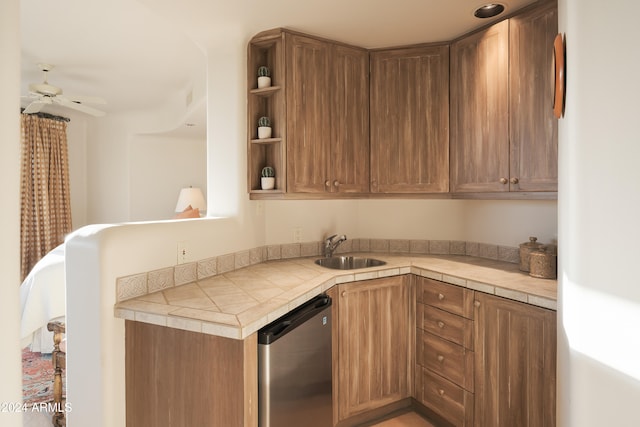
56, 97, 106, 117
22, 99, 49, 114
58, 94, 107, 105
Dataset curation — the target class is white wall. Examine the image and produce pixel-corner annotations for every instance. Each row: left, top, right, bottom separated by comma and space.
83, 99, 207, 224
558, 1, 640, 426
0, 1, 24, 426
129, 133, 206, 221
265, 199, 557, 247
66, 112, 90, 228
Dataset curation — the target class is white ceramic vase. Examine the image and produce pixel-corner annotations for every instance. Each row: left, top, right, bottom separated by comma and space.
261, 177, 275, 190
257, 76, 271, 89
258, 126, 272, 139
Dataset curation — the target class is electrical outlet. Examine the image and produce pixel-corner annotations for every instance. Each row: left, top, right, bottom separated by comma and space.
177, 241, 189, 264
293, 227, 302, 243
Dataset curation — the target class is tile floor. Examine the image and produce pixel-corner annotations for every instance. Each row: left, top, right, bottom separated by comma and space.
371, 411, 437, 427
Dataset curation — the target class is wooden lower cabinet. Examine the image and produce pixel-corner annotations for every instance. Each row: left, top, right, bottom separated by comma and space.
125, 321, 258, 427
332, 275, 414, 424
415, 277, 475, 426
124, 277, 556, 427
474, 293, 557, 427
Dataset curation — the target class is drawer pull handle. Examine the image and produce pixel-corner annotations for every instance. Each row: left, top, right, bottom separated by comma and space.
437, 355, 444, 362
437, 321, 445, 329
438, 293, 445, 301
438, 389, 445, 397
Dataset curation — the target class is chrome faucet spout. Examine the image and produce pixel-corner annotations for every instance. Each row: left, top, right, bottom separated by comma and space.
323, 234, 347, 257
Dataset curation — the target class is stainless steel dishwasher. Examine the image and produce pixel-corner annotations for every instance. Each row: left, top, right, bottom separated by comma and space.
258, 294, 332, 427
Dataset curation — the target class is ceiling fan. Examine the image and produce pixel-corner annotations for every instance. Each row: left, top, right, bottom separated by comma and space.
22, 63, 107, 117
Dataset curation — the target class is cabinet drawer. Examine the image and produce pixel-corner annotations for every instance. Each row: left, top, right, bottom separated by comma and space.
418, 277, 474, 319
416, 367, 474, 427
417, 304, 473, 350
418, 330, 474, 392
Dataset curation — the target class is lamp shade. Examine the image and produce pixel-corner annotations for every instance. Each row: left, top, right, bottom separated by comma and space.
175, 187, 206, 213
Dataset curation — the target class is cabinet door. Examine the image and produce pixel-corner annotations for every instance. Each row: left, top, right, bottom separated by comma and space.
451, 20, 509, 193
509, 2, 558, 192
474, 293, 556, 427
370, 45, 449, 193
286, 34, 330, 193
330, 44, 370, 193
336, 276, 413, 421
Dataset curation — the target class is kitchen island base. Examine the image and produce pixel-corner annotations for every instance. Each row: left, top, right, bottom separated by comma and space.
125, 321, 258, 427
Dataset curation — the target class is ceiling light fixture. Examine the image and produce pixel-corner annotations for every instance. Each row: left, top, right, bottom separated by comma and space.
474, 3, 505, 19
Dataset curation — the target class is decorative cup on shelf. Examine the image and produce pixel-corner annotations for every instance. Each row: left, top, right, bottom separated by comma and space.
257, 116, 272, 139
261, 166, 275, 190
257, 66, 271, 89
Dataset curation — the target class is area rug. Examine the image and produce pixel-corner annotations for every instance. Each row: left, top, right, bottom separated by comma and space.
22, 347, 66, 406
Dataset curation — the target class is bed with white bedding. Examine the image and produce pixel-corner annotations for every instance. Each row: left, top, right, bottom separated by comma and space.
20, 244, 66, 353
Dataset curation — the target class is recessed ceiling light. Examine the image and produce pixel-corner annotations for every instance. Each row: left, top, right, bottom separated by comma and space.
474, 3, 505, 19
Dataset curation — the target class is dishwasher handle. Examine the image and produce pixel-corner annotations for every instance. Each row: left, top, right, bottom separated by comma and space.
258, 294, 331, 345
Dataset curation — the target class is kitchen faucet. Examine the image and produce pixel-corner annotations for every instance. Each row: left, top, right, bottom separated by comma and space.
323, 234, 347, 257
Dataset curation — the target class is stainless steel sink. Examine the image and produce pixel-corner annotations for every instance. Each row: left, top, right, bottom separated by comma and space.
315, 256, 386, 270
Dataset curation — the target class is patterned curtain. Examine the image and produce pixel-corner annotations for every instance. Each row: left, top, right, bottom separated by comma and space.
20, 114, 72, 281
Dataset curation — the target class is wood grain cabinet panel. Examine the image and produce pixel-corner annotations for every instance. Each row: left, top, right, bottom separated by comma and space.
415, 279, 475, 426
335, 276, 413, 422
418, 303, 474, 350
474, 292, 557, 427
125, 321, 258, 427
418, 277, 475, 319
286, 33, 331, 193
417, 330, 474, 393
509, 1, 559, 192
450, 20, 510, 193
286, 33, 369, 194
415, 367, 474, 427
451, 1, 558, 194
370, 45, 449, 193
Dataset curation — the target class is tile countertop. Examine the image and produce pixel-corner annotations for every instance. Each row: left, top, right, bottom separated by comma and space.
114, 253, 557, 340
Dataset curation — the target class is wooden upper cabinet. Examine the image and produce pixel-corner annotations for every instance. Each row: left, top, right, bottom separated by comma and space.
286, 33, 369, 194
451, 1, 558, 194
370, 45, 450, 193
330, 44, 370, 193
286, 34, 331, 193
335, 276, 413, 422
509, 1, 558, 192
474, 293, 556, 427
450, 20, 510, 193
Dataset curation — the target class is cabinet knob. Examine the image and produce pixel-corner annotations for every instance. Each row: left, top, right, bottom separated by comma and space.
500, 177, 508, 184
438, 293, 445, 301
437, 355, 444, 362
325, 180, 331, 187
474, 301, 481, 308
510, 177, 519, 184
371, 179, 377, 187
437, 321, 445, 329
438, 389, 445, 397
333, 180, 340, 187
341, 291, 346, 298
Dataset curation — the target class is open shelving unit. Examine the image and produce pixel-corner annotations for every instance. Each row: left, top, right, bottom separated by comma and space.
247, 29, 287, 197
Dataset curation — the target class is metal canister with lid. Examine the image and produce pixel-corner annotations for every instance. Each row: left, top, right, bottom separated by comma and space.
529, 245, 557, 279
519, 236, 543, 272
